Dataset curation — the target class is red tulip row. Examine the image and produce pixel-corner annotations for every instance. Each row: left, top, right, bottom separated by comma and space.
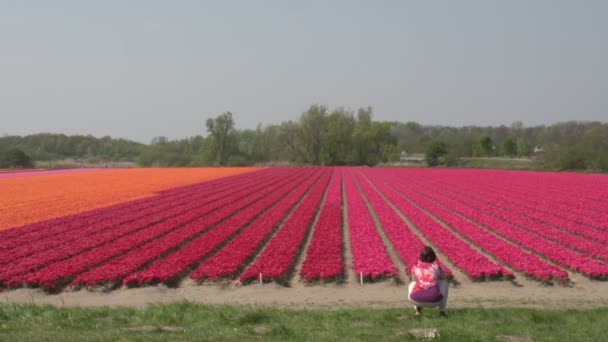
472, 174, 608, 227
396, 178, 608, 280
0, 193, 181, 250
0, 169, 291, 266
190, 168, 328, 281
3, 167, 606, 292
378, 173, 567, 282
19, 169, 300, 289
432, 180, 608, 245
73, 168, 319, 288
343, 170, 397, 280
0, 168, 276, 250
299, 167, 344, 282
431, 172, 608, 231
467, 184, 608, 231
484, 182, 608, 232
239, 170, 332, 284
364, 170, 508, 281
353, 170, 453, 279
2, 168, 300, 288
414, 179, 608, 261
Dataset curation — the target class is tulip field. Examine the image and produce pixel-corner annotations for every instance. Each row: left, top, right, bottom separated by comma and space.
0, 166, 607, 293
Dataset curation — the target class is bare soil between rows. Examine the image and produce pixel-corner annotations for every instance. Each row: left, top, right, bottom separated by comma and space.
2, 275, 607, 310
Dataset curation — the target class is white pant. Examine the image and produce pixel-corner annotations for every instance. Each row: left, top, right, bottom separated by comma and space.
408, 280, 449, 312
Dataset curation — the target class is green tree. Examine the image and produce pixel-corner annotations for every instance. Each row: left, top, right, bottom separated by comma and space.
0, 148, 34, 168
370, 121, 398, 164
425, 141, 448, 167
320, 108, 355, 165
205, 112, 236, 165
253, 124, 282, 163
351, 107, 374, 165
298, 105, 327, 165
253, 123, 268, 162
232, 129, 256, 165
581, 124, 608, 170
480, 135, 494, 156
277, 121, 304, 162
150, 136, 168, 145
503, 136, 518, 157
517, 137, 530, 157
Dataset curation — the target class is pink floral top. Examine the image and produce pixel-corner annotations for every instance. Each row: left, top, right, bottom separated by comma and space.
412, 261, 442, 292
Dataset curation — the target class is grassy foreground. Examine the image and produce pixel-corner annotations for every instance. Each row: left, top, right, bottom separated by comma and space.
0, 303, 606, 341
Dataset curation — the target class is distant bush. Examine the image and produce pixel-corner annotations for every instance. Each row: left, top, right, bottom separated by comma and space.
0, 148, 34, 168
425, 141, 448, 167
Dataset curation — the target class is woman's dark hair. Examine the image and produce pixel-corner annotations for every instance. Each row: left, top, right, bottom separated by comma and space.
420, 246, 436, 263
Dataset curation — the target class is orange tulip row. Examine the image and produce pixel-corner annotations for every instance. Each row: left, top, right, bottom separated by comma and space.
0, 168, 262, 231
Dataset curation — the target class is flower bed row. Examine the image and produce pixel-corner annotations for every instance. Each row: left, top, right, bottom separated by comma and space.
415, 179, 608, 260
190, 168, 327, 281
363, 170, 508, 281
390, 175, 608, 280
377, 174, 568, 283
431, 180, 608, 246
117, 168, 322, 288
299, 167, 344, 282
0, 167, 277, 249
238, 170, 332, 284
0, 167, 263, 231
18, 170, 302, 290
343, 170, 397, 281
429, 171, 608, 231
0, 169, 290, 265
1, 169, 302, 288
472, 180, 608, 231
474, 172, 608, 224
353, 170, 453, 278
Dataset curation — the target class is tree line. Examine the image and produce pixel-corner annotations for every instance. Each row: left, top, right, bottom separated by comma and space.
1, 105, 607, 172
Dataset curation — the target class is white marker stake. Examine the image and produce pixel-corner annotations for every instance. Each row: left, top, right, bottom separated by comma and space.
259, 273, 262, 285
360, 272, 363, 285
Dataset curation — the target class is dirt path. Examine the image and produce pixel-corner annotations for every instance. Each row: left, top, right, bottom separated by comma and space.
341, 169, 357, 285
1, 277, 607, 310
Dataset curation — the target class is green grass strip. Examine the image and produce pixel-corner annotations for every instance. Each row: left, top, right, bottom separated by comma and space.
0, 302, 605, 341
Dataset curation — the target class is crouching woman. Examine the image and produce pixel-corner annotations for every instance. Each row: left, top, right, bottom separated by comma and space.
408, 246, 449, 317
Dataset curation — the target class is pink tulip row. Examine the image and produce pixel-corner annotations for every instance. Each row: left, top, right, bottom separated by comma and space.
498, 184, 608, 226
116, 169, 318, 285
353, 170, 453, 279
0, 169, 290, 266
429, 171, 608, 231
433, 181, 608, 245
474, 171, 608, 215
0, 167, 277, 249
74, 168, 319, 288
2, 168, 301, 289
20, 169, 302, 289
2, 166, 606, 292
300, 168, 344, 282
415, 180, 608, 261
364, 170, 508, 281
395, 169, 608, 239
238, 171, 332, 284
394, 176, 608, 280
344, 170, 397, 280
471, 180, 608, 230
381, 174, 567, 282
190, 168, 328, 281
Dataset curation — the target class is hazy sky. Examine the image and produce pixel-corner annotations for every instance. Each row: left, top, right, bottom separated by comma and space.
2, 1, 607, 143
